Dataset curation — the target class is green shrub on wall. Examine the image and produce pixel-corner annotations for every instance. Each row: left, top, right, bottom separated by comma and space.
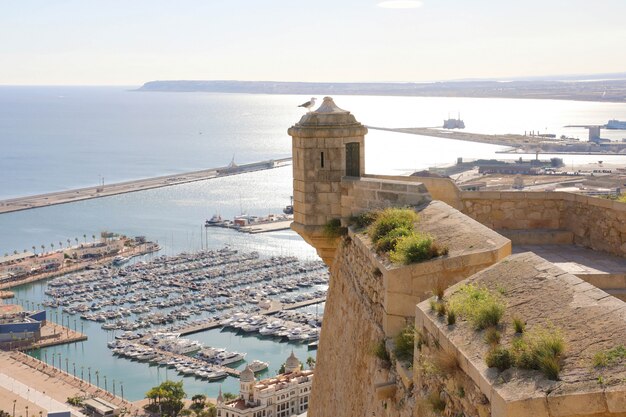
365, 207, 447, 265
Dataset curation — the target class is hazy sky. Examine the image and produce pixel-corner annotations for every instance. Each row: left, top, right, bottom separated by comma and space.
1, 0, 625, 85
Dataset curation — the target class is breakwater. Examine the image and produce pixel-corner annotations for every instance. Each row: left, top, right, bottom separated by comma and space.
0, 158, 292, 215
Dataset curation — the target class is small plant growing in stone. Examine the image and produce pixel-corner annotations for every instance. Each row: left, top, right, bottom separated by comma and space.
429, 298, 438, 312
391, 233, 446, 264
486, 346, 513, 371
449, 284, 505, 330
484, 327, 501, 347
323, 218, 347, 238
510, 325, 565, 380
394, 324, 415, 363
513, 317, 525, 334
427, 391, 446, 413
433, 283, 445, 300
372, 339, 391, 363
593, 345, 626, 368
415, 329, 427, 350
368, 208, 418, 242
537, 353, 561, 380
349, 210, 379, 229
446, 309, 456, 326
435, 301, 447, 317
376, 226, 413, 253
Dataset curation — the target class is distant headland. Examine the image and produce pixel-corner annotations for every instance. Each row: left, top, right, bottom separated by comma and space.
136, 75, 626, 103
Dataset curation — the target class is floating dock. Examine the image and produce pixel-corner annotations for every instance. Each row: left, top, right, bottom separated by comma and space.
178, 297, 326, 336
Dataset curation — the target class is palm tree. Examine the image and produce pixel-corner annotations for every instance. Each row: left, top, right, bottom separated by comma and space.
306, 356, 316, 369
59, 241, 63, 249
92, 234, 96, 243
32, 245, 36, 254
13, 250, 18, 255
83, 234, 87, 244
74, 237, 79, 245
40, 244, 45, 254
67, 238, 71, 248
50, 243, 54, 252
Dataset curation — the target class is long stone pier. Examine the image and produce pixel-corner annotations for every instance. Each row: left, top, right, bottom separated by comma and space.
0, 158, 292, 215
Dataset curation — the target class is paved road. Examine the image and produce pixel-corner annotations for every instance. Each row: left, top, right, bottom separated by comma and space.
0, 372, 87, 417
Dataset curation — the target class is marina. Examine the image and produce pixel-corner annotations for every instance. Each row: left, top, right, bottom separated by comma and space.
6, 246, 327, 400
205, 213, 294, 234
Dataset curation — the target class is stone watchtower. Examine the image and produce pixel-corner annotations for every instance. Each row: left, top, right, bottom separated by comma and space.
288, 97, 367, 264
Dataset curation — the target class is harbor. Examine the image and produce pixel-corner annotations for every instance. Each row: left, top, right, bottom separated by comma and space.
0, 237, 160, 290
0, 157, 292, 215
4, 246, 326, 400
205, 213, 294, 234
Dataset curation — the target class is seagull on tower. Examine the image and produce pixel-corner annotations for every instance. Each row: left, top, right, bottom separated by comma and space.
298, 97, 317, 112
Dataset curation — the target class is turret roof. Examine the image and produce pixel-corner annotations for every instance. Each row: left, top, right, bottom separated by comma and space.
240, 365, 255, 383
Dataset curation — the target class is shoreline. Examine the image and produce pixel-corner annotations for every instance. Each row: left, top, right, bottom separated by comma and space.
371, 126, 626, 156
0, 242, 159, 290
0, 158, 292, 215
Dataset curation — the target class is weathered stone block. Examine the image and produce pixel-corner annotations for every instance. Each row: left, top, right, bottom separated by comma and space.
547, 391, 607, 417
385, 291, 419, 317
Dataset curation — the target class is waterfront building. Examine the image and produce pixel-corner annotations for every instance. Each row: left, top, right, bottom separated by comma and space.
0, 252, 63, 282
0, 306, 46, 348
83, 397, 120, 417
217, 352, 313, 417
66, 239, 124, 260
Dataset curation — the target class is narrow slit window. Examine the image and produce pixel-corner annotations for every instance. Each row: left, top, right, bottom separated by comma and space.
320, 151, 325, 168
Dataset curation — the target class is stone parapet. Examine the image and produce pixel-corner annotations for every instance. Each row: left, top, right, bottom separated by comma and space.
348, 200, 511, 337
462, 190, 626, 258
340, 177, 432, 220
415, 252, 626, 417
372, 174, 464, 211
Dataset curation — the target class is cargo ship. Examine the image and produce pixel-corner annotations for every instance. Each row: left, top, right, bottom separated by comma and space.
606, 120, 626, 130
443, 113, 465, 129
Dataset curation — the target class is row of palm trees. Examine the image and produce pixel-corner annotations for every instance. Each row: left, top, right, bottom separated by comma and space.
3, 234, 98, 257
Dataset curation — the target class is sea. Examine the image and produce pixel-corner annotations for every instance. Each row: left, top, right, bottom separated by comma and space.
2, 86, 626, 400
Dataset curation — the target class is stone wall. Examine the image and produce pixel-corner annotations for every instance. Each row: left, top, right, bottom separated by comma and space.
415, 252, 626, 417
413, 326, 491, 417
375, 201, 510, 336
308, 235, 414, 417
462, 191, 626, 257
371, 174, 464, 211
340, 176, 431, 220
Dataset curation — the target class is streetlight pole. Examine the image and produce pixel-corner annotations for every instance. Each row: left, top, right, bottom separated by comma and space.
73, 362, 76, 378
96, 371, 99, 388
104, 375, 107, 392
88, 367, 91, 385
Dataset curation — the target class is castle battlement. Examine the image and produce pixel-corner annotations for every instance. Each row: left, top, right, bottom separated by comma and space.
289, 98, 626, 417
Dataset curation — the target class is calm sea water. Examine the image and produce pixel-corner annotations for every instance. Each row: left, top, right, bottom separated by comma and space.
2, 88, 626, 400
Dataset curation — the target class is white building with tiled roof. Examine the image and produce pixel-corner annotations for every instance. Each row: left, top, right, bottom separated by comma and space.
217, 352, 313, 417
